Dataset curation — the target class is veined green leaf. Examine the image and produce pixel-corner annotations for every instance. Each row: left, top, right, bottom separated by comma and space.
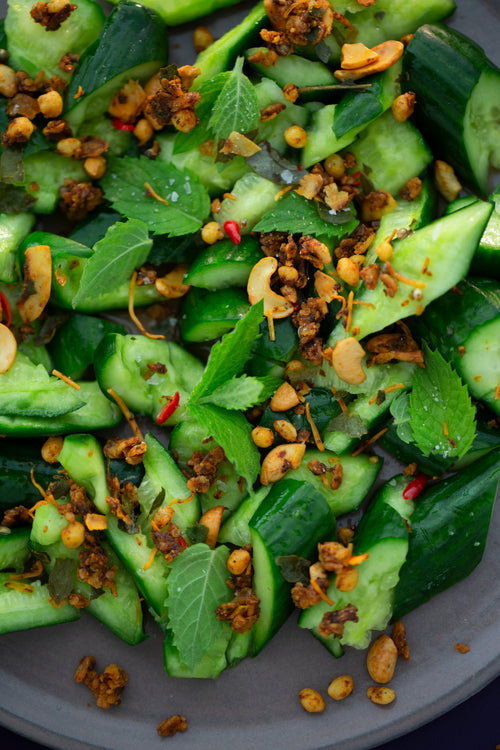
72, 218, 152, 307
253, 191, 359, 238
166, 543, 232, 670
188, 403, 261, 490
198, 374, 282, 411
173, 72, 231, 154
409, 344, 476, 459
189, 301, 264, 404
100, 156, 211, 236
208, 57, 260, 141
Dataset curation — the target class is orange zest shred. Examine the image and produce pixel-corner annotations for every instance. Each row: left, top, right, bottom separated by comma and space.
305, 402, 325, 452
167, 492, 195, 509
274, 185, 293, 201
310, 578, 335, 606
345, 290, 354, 332
143, 546, 158, 571
74, 85, 84, 100
106, 388, 144, 441
421, 256, 431, 274
144, 181, 169, 206
5, 581, 34, 593
494, 382, 500, 400
128, 270, 165, 340
349, 552, 369, 566
337, 396, 349, 416
385, 261, 427, 289
443, 421, 449, 436
351, 426, 389, 456
352, 300, 376, 309
7, 560, 44, 581
30, 469, 47, 498
52, 369, 81, 390
266, 311, 276, 342
135, 597, 144, 626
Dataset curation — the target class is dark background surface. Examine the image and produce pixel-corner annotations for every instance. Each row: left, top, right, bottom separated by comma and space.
1, 674, 499, 750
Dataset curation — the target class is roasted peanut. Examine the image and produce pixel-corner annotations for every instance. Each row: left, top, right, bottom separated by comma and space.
201, 221, 224, 244
38, 90, 63, 119
61, 521, 86, 549
284, 125, 308, 148
251, 425, 275, 448
0, 64, 17, 97
336, 256, 360, 287
41, 436, 64, 464
323, 153, 345, 179
367, 686, 396, 705
270, 381, 300, 411
273, 419, 298, 442
227, 549, 251, 575
298, 688, 325, 713
366, 634, 398, 684
327, 675, 354, 701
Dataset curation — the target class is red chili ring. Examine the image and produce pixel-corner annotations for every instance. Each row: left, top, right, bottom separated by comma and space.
0, 290, 12, 327
402, 471, 430, 500
156, 391, 180, 425
111, 118, 135, 132
223, 220, 241, 245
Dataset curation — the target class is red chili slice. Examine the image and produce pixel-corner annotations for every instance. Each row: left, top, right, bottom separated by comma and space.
402, 471, 429, 500
178, 535, 188, 550
111, 118, 135, 132
156, 391, 180, 425
223, 220, 241, 245
0, 290, 12, 326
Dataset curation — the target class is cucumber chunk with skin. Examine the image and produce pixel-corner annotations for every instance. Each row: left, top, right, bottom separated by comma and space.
0, 575, 80, 634
324, 199, 493, 347
215, 172, 280, 233
65, 1, 167, 131
249, 479, 336, 655
403, 23, 500, 195
0, 212, 35, 283
347, 110, 433, 196
183, 236, 263, 290
393, 450, 500, 620
299, 475, 415, 652
179, 287, 250, 343
412, 277, 500, 416
5, 0, 105, 80
94, 333, 204, 424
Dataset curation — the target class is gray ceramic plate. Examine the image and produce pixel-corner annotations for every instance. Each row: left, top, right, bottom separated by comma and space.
1, 2, 500, 749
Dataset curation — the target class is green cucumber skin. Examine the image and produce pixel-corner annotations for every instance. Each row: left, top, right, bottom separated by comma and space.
392, 450, 500, 620
0, 441, 60, 511
184, 236, 263, 290
65, 1, 167, 129
179, 287, 250, 343
402, 23, 499, 194
379, 415, 500, 476
194, 1, 266, 88
58, 434, 109, 514
0, 528, 31, 572
0, 381, 122, 437
249, 479, 336, 655
412, 278, 500, 368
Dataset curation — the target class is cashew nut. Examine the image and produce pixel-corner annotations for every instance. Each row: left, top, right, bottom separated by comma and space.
335, 40, 404, 82
0, 323, 17, 373
341, 42, 380, 70
329, 337, 366, 385
247, 256, 294, 319
17, 245, 52, 323
260, 443, 306, 485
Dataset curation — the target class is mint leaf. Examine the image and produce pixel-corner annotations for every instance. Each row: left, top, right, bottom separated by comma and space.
100, 156, 211, 236
390, 391, 414, 444
199, 374, 282, 411
189, 302, 264, 404
173, 72, 231, 154
208, 57, 260, 141
188, 403, 261, 489
165, 543, 232, 670
253, 191, 359, 238
408, 344, 476, 459
72, 218, 151, 308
